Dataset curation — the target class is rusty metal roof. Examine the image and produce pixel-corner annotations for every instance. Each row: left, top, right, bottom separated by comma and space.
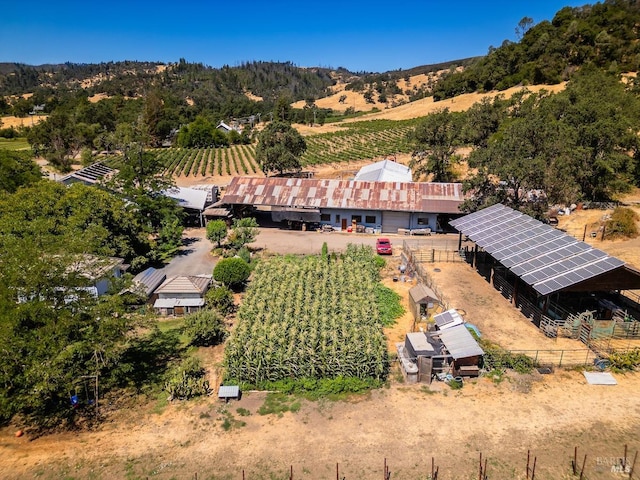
221, 177, 464, 213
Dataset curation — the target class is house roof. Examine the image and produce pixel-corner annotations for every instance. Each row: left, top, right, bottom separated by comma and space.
163, 187, 210, 211
450, 204, 639, 296
153, 297, 205, 308
132, 267, 166, 297
409, 284, 438, 304
67, 255, 125, 280
436, 325, 484, 359
354, 159, 412, 183
221, 176, 464, 214
155, 275, 211, 295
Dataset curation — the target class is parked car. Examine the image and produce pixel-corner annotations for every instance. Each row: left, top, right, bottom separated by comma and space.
376, 238, 392, 255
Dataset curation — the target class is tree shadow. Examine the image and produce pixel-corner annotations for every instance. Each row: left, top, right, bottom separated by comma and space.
106, 327, 183, 393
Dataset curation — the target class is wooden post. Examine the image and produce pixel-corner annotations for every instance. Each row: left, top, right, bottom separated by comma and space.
457, 232, 462, 251
623, 444, 628, 469
483, 457, 488, 480
531, 456, 536, 480
573, 446, 578, 474
478, 452, 483, 480
242, 470, 245, 480
582, 224, 587, 242
336, 463, 339, 480
290, 465, 293, 480
579, 454, 587, 480
432, 457, 435, 479
629, 451, 638, 479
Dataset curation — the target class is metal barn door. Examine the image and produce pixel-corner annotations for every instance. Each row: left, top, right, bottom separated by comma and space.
382, 211, 410, 233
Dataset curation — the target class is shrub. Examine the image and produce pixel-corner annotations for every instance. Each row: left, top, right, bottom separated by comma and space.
605, 207, 638, 239
237, 246, 251, 264
205, 285, 234, 316
480, 339, 534, 374
183, 310, 227, 346
164, 357, 211, 400
213, 257, 251, 288
607, 348, 640, 371
375, 284, 404, 326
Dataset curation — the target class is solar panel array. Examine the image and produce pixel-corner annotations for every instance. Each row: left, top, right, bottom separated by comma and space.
450, 204, 625, 295
74, 163, 113, 182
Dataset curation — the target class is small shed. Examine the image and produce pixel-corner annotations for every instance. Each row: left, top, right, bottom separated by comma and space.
218, 385, 241, 402
435, 325, 484, 376
404, 332, 438, 359
408, 284, 439, 323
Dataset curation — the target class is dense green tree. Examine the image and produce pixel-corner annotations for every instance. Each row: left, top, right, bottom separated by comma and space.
205, 285, 234, 316
206, 219, 228, 248
228, 217, 259, 249
0, 182, 154, 428
408, 108, 463, 182
27, 110, 95, 171
107, 122, 183, 248
0, 150, 42, 193
255, 122, 307, 175
213, 257, 251, 288
183, 310, 227, 347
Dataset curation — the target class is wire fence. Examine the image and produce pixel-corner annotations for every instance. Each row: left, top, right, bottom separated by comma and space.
149, 446, 640, 479
506, 348, 598, 367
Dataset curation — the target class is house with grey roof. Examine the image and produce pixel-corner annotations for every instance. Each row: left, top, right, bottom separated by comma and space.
153, 274, 211, 316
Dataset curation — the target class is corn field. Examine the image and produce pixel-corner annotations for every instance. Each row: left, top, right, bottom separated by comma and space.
224, 245, 389, 384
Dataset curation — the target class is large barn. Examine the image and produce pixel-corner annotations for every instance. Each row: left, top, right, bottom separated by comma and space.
219, 176, 465, 233
450, 204, 640, 342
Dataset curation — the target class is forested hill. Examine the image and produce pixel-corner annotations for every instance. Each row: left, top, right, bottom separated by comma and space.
0, 60, 349, 102
432, 0, 640, 100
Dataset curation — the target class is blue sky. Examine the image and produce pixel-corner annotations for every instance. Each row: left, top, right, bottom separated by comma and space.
2, 0, 589, 72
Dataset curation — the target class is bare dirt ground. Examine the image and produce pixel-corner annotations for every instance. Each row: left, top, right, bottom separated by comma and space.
2, 229, 639, 480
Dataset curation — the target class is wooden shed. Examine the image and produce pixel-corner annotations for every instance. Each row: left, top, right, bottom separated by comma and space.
408, 284, 440, 325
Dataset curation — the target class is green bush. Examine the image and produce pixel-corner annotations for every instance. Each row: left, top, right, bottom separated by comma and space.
480, 339, 534, 374
213, 257, 251, 288
375, 284, 405, 326
607, 348, 640, 371
205, 285, 234, 316
164, 357, 211, 400
237, 246, 251, 264
605, 207, 638, 239
183, 310, 227, 347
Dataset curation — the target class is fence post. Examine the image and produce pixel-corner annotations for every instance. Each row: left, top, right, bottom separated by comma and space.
559, 350, 564, 367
